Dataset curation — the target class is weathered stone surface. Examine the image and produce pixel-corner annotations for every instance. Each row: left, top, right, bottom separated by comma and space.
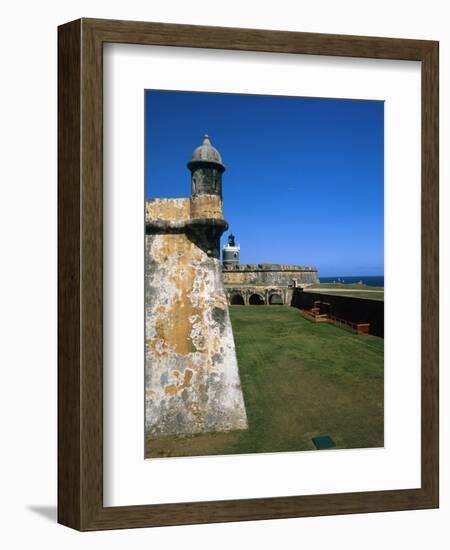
222, 264, 319, 287
190, 194, 224, 220
145, 198, 248, 437
146, 197, 190, 222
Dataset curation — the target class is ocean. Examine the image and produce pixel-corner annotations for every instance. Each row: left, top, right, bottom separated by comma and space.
319, 275, 384, 287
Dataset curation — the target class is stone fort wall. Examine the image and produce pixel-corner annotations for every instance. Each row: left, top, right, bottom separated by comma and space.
223, 264, 319, 288
145, 198, 248, 437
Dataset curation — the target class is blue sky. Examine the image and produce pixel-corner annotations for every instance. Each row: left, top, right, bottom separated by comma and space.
145, 90, 384, 277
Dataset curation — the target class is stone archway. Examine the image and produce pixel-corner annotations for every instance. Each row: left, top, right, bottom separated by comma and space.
249, 293, 265, 305
269, 293, 283, 305
230, 292, 245, 305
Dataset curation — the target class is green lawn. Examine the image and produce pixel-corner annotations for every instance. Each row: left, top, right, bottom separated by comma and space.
146, 306, 384, 458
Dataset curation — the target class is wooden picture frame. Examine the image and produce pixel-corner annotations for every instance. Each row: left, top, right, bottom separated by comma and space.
58, 18, 439, 531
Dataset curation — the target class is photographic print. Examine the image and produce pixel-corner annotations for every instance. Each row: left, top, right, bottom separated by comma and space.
144, 90, 384, 459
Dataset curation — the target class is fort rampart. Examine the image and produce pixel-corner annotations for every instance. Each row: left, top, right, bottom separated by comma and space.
145, 196, 248, 437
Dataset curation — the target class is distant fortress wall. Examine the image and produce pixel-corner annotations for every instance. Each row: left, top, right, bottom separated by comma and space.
222, 264, 319, 306
145, 197, 248, 437
223, 264, 319, 287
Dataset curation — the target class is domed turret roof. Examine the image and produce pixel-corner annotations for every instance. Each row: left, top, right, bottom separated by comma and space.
188, 134, 225, 170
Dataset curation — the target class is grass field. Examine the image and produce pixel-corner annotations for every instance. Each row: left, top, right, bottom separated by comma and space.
146, 306, 384, 458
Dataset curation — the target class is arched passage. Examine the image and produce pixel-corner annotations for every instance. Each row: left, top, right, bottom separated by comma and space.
249, 293, 265, 305
230, 293, 245, 305
269, 293, 283, 305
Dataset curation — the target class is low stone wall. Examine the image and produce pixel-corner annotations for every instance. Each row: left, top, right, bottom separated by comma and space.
291, 289, 384, 337
225, 285, 294, 306
223, 264, 319, 287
